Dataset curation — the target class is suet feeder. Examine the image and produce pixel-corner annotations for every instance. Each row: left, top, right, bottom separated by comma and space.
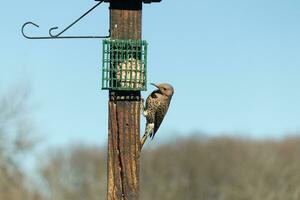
102, 39, 148, 91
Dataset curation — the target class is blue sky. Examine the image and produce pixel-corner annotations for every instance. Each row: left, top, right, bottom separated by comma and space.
1, 0, 300, 149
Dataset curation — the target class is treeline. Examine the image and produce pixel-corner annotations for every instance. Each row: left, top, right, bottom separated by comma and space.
140, 136, 300, 200
40, 136, 300, 200
3, 136, 300, 200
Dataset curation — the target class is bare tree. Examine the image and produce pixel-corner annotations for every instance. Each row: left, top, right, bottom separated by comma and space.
39, 145, 106, 200
0, 85, 42, 200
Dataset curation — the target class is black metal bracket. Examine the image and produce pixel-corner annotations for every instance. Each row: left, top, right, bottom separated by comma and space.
95, 0, 162, 3
22, 1, 110, 39
142, 0, 162, 3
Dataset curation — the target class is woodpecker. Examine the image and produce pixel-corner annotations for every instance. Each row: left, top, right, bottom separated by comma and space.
140, 83, 174, 149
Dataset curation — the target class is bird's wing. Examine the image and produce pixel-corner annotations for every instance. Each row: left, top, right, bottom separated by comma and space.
151, 103, 168, 139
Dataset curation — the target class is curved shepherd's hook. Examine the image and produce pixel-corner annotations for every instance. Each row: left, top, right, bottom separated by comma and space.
21, 22, 47, 39
21, 1, 110, 39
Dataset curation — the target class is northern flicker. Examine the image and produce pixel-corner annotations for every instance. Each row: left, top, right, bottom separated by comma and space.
140, 83, 174, 149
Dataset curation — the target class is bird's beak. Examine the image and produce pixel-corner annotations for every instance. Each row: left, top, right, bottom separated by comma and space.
150, 83, 159, 89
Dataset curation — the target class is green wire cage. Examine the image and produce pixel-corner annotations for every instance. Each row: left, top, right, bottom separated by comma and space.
102, 39, 148, 91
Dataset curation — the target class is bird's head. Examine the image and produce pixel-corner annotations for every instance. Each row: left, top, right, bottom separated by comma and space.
151, 83, 174, 97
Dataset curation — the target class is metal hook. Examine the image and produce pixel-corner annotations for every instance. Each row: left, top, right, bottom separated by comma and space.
22, 22, 47, 39
21, 1, 110, 39
49, 27, 60, 37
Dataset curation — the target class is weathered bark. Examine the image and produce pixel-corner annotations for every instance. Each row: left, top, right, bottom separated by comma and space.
107, 1, 142, 199
108, 94, 140, 200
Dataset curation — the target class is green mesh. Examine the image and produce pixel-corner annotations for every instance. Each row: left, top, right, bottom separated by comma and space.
102, 39, 147, 91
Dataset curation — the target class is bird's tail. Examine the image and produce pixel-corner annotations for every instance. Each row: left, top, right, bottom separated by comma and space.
140, 133, 148, 149
140, 123, 154, 150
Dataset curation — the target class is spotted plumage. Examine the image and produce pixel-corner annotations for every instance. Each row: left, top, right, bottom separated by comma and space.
140, 83, 174, 149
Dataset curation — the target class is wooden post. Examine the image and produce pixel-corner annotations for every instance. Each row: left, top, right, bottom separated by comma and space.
107, 1, 142, 200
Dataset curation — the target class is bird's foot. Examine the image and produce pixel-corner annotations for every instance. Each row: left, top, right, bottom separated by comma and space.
146, 123, 154, 138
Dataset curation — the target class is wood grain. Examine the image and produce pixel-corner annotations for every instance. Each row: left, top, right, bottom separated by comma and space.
107, 1, 142, 199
